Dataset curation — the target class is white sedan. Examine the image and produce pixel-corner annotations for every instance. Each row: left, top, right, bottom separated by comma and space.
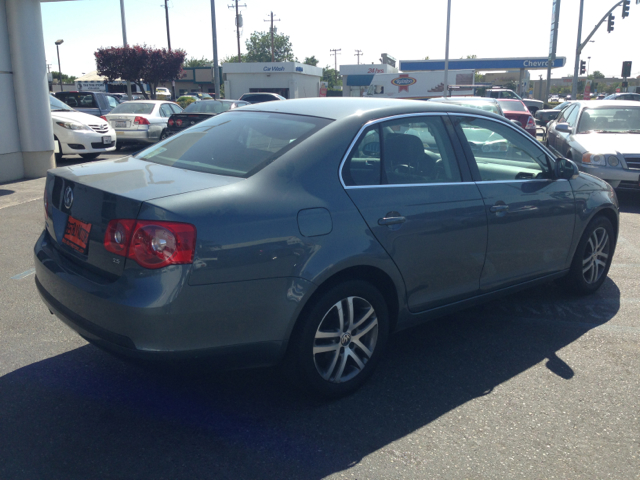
105, 100, 182, 149
50, 95, 116, 161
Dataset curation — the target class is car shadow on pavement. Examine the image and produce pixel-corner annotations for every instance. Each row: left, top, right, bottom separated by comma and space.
0, 280, 620, 480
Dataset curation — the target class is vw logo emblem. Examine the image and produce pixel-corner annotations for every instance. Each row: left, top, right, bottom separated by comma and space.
63, 186, 74, 209
340, 333, 352, 346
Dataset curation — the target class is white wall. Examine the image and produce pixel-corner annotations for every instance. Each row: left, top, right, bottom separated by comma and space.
226, 72, 320, 100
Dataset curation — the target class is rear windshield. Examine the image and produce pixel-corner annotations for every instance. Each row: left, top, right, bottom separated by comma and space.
578, 107, 640, 133
136, 111, 332, 177
242, 94, 279, 103
498, 100, 527, 112
450, 100, 500, 115
110, 103, 155, 115
57, 93, 96, 108
183, 101, 231, 114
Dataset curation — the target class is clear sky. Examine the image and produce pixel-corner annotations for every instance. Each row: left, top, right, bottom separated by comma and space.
41, 0, 639, 79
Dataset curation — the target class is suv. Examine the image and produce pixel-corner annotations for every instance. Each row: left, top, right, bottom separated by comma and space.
54, 91, 116, 117
485, 88, 544, 115
238, 92, 286, 104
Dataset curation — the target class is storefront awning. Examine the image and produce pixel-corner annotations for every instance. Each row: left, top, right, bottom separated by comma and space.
346, 75, 374, 86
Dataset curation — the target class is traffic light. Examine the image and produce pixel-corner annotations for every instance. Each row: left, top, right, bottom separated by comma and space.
622, 0, 630, 18
622, 61, 632, 78
608, 13, 615, 32
580, 60, 586, 75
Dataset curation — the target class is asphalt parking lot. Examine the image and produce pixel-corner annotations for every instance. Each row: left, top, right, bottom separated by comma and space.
0, 150, 639, 479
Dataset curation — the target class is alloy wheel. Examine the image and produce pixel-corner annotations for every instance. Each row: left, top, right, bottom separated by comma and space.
312, 296, 378, 384
582, 226, 610, 284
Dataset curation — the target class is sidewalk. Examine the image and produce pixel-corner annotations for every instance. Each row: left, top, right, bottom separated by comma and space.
0, 177, 46, 210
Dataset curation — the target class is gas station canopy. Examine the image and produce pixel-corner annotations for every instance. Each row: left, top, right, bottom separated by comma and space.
401, 57, 567, 72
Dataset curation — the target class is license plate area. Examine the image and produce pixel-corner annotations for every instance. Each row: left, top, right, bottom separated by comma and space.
102, 136, 111, 144
62, 215, 92, 255
116, 121, 126, 128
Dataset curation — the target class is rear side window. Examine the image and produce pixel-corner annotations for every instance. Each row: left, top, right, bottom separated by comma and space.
58, 93, 97, 108
343, 116, 462, 186
136, 111, 332, 177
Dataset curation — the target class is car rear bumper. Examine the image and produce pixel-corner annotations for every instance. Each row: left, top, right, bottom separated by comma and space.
34, 230, 313, 367
115, 130, 156, 144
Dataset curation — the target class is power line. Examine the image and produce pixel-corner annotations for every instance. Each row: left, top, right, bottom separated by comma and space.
264, 12, 280, 62
330, 48, 341, 72
354, 49, 363, 65
228, 1, 247, 62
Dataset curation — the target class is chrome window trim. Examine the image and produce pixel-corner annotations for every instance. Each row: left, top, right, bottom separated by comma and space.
345, 181, 472, 190
339, 112, 463, 189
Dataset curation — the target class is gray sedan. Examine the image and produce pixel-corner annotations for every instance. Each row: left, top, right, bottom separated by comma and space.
105, 100, 183, 148
35, 98, 619, 397
546, 100, 640, 190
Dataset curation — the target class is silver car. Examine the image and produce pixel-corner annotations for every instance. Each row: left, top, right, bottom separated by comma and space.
105, 100, 183, 149
546, 100, 640, 190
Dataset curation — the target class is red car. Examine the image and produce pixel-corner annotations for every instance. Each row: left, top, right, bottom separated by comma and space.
497, 99, 537, 137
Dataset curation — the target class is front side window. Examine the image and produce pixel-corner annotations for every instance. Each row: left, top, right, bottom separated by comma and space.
343, 116, 462, 186
457, 117, 551, 181
136, 111, 332, 177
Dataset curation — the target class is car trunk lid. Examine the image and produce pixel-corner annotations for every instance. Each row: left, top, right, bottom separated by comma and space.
45, 156, 242, 278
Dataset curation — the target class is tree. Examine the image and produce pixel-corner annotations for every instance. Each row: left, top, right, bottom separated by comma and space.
51, 71, 76, 84
220, 53, 245, 64
95, 45, 186, 99
304, 56, 319, 66
322, 65, 341, 90
244, 31, 295, 62
184, 56, 212, 67
592, 70, 605, 79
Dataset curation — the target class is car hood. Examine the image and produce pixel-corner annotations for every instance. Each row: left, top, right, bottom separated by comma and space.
51, 110, 103, 126
572, 133, 640, 155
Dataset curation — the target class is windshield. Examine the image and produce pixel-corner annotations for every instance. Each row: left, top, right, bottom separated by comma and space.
49, 95, 74, 112
110, 102, 155, 115
578, 107, 640, 133
498, 100, 527, 112
136, 111, 332, 177
554, 102, 571, 110
183, 101, 231, 114
449, 101, 501, 115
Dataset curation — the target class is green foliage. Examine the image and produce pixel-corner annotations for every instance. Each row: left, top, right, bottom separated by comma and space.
177, 96, 196, 109
184, 56, 212, 67
592, 70, 605, 79
51, 71, 77, 83
304, 56, 319, 66
503, 80, 517, 91
244, 31, 295, 62
220, 53, 246, 64
322, 65, 341, 90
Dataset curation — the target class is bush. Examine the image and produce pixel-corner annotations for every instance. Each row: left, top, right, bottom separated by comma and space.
177, 96, 196, 109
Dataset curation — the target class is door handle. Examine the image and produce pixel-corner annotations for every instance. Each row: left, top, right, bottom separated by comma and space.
378, 216, 406, 226
490, 204, 509, 213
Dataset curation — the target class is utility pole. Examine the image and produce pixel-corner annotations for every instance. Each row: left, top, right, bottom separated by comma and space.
330, 48, 341, 72
547, 0, 561, 101
163, 0, 176, 100
229, 1, 247, 62
119, 0, 133, 100
210, 0, 221, 99
354, 49, 363, 64
264, 12, 280, 62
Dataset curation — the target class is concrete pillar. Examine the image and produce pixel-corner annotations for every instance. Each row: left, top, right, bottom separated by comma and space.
6, 0, 55, 179
0, 0, 24, 183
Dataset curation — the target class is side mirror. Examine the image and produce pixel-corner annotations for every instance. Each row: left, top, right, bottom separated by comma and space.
557, 157, 579, 180
555, 123, 573, 134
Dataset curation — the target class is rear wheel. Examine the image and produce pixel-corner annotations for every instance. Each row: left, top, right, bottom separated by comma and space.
159, 130, 168, 141
288, 280, 389, 398
565, 216, 614, 294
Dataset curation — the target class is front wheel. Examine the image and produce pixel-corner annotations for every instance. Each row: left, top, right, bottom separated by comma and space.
288, 281, 389, 398
565, 216, 615, 294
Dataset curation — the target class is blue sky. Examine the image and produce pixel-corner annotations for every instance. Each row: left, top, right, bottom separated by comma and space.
41, 0, 640, 79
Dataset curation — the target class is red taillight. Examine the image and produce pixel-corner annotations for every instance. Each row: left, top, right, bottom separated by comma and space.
168, 119, 174, 126
104, 219, 196, 269
100, 115, 108, 122
526, 116, 536, 129
175, 119, 183, 127
133, 116, 150, 125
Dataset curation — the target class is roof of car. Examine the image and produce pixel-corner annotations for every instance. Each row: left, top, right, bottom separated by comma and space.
119, 100, 176, 104
575, 100, 640, 108
429, 96, 498, 102
231, 97, 507, 122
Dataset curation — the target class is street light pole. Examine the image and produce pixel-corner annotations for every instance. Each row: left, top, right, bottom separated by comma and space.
119, 0, 133, 100
163, 0, 176, 100
211, 0, 221, 99
55, 39, 63, 92
443, 0, 451, 97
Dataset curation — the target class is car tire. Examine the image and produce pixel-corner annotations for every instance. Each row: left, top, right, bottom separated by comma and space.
80, 153, 100, 160
115, 144, 122, 151
54, 138, 62, 163
288, 280, 389, 398
564, 216, 614, 295
159, 130, 168, 141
